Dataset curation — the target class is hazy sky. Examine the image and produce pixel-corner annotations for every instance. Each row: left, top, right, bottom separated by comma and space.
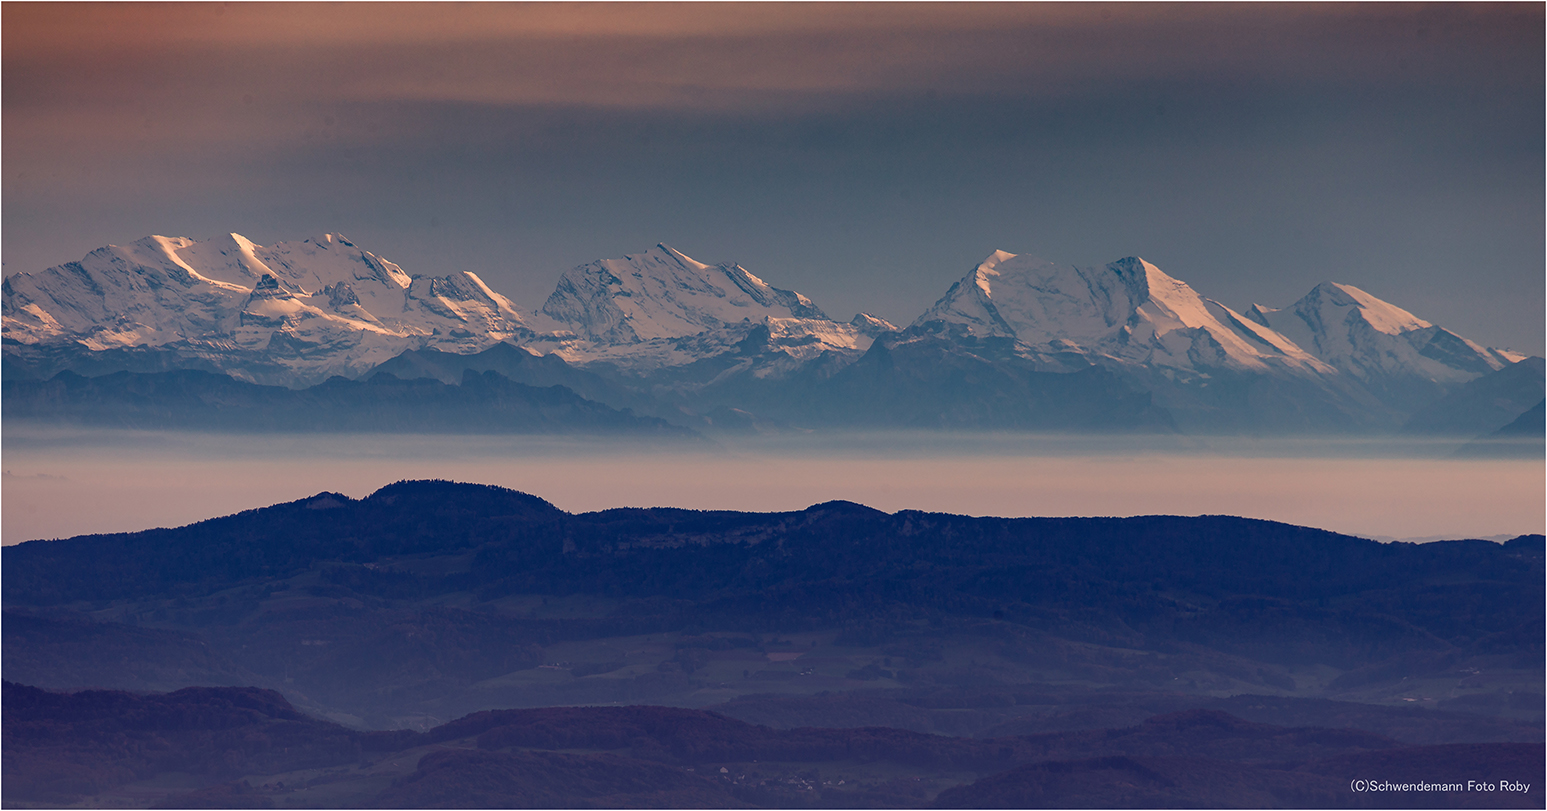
4, 3, 1543, 353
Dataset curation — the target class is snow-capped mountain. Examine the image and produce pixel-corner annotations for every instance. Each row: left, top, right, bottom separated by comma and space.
529, 244, 876, 378
537, 244, 829, 342
4, 232, 1536, 434
2, 233, 529, 384
912, 251, 1333, 378
848, 313, 899, 337
1245, 282, 1526, 406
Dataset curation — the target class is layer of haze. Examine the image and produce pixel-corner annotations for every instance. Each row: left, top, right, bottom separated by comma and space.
4, 430, 1541, 546
4, 3, 1543, 353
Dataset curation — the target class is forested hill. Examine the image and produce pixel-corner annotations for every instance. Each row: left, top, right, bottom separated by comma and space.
6, 681, 1542, 809
6, 480, 1541, 665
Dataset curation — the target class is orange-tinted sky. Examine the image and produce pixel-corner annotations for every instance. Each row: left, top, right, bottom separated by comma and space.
4, 3, 1543, 351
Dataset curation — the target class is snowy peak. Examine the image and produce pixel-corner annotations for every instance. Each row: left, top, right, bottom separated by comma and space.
1254, 280, 1521, 387
404, 271, 528, 343
1243, 303, 1275, 327
1300, 282, 1432, 336
913, 251, 1329, 375
968, 250, 1019, 297
539, 244, 832, 343
167, 233, 279, 289
122, 232, 413, 299
720, 263, 828, 320
2, 233, 531, 383
8, 232, 1535, 431
912, 250, 1055, 339
849, 312, 899, 338
2, 236, 253, 349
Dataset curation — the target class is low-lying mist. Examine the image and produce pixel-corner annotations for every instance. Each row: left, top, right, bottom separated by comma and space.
3, 427, 1541, 544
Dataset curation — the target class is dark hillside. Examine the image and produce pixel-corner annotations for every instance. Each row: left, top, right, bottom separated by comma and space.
7, 483, 1538, 659
1, 368, 698, 436
6, 683, 1540, 809
2, 681, 360, 806
4, 481, 1540, 737
4, 481, 564, 603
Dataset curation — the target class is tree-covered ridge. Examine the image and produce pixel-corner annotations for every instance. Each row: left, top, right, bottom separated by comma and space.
5, 481, 1539, 748
5, 682, 1541, 808
7, 482, 1541, 661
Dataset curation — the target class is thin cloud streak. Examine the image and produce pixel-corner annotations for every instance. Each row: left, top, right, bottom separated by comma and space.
4, 3, 1456, 54
7, 4, 1536, 117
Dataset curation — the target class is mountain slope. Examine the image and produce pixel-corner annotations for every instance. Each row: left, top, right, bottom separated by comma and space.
1402, 357, 1545, 436
904, 252, 1397, 432
6, 235, 1538, 433
538, 244, 829, 343
1, 368, 697, 436
2, 233, 530, 385
914, 252, 1331, 376
1452, 399, 1545, 459
366, 342, 655, 412
1247, 282, 1526, 410
1493, 399, 1546, 437
781, 328, 1179, 431
527, 245, 876, 395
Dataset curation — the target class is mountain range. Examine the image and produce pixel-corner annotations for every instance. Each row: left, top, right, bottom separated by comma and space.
4, 234, 1540, 435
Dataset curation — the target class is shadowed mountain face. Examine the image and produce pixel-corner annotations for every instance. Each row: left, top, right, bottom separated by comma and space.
4, 481, 1541, 740
4, 682, 1541, 809
0, 368, 698, 437
1494, 400, 1547, 437
1451, 398, 1547, 459
1403, 357, 1546, 436
365, 343, 648, 413
767, 330, 1180, 432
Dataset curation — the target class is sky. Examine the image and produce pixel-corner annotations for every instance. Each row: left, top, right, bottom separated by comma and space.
4, 2, 1543, 354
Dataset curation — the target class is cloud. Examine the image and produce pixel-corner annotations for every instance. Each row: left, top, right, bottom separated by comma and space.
6, 4, 1538, 119
5, 2, 1538, 183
